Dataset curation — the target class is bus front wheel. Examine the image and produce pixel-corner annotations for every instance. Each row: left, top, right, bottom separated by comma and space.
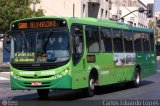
84, 75, 95, 97
37, 89, 49, 98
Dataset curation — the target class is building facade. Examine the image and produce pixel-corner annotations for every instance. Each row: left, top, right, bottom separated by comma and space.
110, 0, 148, 28
155, 12, 160, 18
140, 0, 154, 5
33, 0, 112, 19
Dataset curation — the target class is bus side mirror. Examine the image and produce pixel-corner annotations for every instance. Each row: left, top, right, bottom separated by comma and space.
4, 34, 10, 44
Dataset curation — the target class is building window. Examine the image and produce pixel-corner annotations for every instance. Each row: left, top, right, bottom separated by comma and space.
127, 21, 133, 26
101, 9, 104, 19
105, 10, 108, 19
82, 4, 86, 17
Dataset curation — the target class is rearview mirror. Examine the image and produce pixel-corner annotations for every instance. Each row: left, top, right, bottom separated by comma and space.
3, 34, 11, 45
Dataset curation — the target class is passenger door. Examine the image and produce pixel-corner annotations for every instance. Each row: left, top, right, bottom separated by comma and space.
71, 24, 87, 89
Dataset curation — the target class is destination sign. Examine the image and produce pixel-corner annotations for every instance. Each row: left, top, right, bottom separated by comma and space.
12, 19, 67, 30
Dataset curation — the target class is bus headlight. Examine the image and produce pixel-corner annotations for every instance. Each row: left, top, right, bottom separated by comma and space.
10, 71, 13, 75
53, 67, 70, 79
64, 67, 70, 74
12, 73, 21, 80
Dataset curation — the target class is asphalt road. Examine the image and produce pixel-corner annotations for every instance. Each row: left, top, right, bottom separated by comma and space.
0, 62, 160, 105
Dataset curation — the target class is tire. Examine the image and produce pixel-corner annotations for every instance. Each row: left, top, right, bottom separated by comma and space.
133, 68, 141, 87
84, 75, 95, 97
37, 89, 49, 98
125, 68, 141, 88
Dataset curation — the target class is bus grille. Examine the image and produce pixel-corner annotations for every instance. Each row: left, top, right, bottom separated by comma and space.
21, 75, 52, 79
11, 61, 68, 71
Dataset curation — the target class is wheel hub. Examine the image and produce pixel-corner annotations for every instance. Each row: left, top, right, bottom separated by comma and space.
136, 73, 140, 84
90, 79, 94, 90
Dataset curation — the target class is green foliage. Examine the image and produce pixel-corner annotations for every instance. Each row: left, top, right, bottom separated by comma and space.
0, 0, 44, 33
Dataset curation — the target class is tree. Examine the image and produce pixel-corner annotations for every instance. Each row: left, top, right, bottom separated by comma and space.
148, 19, 154, 29
0, 0, 44, 33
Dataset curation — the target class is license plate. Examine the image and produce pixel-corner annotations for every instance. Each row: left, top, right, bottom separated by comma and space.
31, 82, 42, 86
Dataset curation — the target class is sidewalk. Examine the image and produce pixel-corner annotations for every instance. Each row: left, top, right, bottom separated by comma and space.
0, 71, 10, 81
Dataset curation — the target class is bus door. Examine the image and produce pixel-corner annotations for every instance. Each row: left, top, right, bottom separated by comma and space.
72, 25, 87, 89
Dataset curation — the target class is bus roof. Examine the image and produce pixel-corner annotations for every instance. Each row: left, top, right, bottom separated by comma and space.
11, 16, 154, 33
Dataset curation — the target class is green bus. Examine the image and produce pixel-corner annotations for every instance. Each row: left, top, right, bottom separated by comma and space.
9, 16, 157, 98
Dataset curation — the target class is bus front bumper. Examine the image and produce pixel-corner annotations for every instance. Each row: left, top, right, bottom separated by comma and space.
10, 74, 72, 90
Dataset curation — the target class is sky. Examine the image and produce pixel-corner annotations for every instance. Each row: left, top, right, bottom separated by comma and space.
155, 0, 160, 11
140, 0, 160, 11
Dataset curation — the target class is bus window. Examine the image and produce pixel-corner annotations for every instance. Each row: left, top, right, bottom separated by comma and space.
123, 30, 133, 52
142, 33, 150, 52
150, 33, 154, 51
85, 26, 100, 53
112, 29, 123, 52
100, 28, 112, 52
133, 32, 142, 52
72, 25, 84, 64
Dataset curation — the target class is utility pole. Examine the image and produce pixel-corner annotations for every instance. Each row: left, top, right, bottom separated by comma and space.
154, 0, 157, 44
73, 3, 75, 18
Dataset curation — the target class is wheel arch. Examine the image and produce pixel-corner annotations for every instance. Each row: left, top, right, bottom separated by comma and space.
89, 68, 99, 83
135, 64, 141, 74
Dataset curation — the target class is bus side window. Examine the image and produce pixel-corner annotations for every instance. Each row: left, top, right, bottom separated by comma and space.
142, 33, 150, 52
112, 29, 123, 52
123, 30, 133, 52
150, 33, 154, 51
85, 26, 100, 53
133, 32, 142, 52
100, 28, 112, 52
72, 25, 84, 64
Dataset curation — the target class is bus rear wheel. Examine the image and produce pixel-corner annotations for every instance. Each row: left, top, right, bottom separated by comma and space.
125, 68, 141, 88
37, 89, 49, 98
133, 69, 141, 87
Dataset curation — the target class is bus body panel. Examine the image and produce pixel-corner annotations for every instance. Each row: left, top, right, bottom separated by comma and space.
10, 61, 73, 90
136, 52, 157, 78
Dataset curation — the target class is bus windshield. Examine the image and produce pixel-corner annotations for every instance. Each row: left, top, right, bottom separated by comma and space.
10, 28, 70, 63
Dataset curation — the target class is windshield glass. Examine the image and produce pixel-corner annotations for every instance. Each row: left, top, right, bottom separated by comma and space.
10, 28, 70, 63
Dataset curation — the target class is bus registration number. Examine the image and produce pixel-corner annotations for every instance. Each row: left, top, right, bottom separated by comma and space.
31, 82, 42, 86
